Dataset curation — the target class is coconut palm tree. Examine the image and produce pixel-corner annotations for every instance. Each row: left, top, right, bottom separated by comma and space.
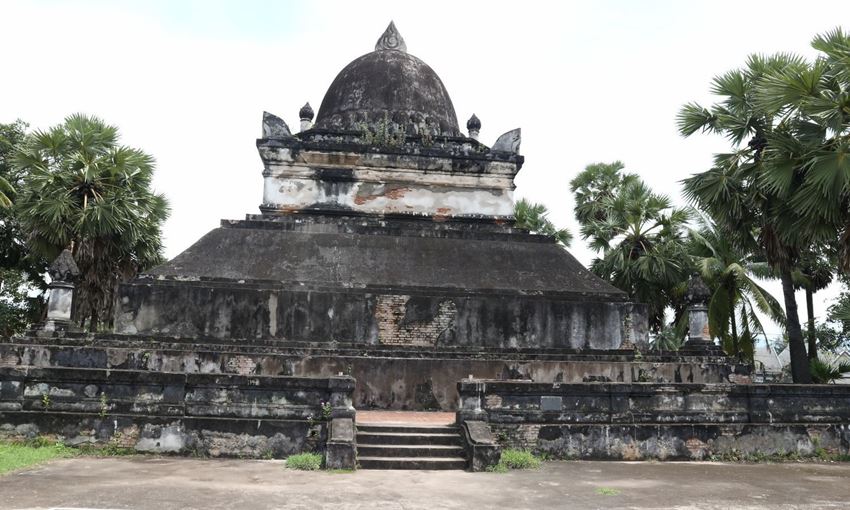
572, 163, 692, 333
689, 216, 785, 360
792, 252, 834, 359
0, 176, 12, 208
514, 198, 572, 246
14, 114, 169, 331
678, 53, 815, 382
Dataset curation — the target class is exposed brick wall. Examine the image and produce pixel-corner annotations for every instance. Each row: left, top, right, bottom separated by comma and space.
225, 355, 258, 376
491, 423, 541, 450
375, 295, 456, 346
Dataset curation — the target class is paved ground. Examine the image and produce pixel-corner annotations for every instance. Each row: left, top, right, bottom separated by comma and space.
2, 457, 849, 510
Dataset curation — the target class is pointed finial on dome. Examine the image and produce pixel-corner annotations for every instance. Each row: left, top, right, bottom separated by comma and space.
466, 114, 481, 140
299, 102, 314, 121
375, 21, 407, 52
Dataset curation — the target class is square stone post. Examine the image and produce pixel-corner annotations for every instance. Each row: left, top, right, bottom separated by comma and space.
325, 376, 356, 469
40, 249, 80, 332
681, 273, 722, 355
456, 379, 488, 424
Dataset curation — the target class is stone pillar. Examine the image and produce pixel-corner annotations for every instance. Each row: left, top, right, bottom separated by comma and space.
456, 378, 488, 423
455, 379, 501, 471
681, 273, 722, 354
325, 375, 356, 470
41, 249, 80, 332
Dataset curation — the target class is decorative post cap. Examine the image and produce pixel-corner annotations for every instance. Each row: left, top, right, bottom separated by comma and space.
299, 102, 314, 121
466, 114, 481, 131
686, 273, 711, 306
375, 21, 407, 52
48, 249, 80, 283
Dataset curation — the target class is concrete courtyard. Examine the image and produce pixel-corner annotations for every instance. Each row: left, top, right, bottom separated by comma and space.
1, 457, 849, 509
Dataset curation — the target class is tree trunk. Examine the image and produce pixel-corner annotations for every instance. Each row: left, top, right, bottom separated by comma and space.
806, 287, 817, 360
781, 269, 812, 383
730, 299, 739, 356
88, 309, 98, 333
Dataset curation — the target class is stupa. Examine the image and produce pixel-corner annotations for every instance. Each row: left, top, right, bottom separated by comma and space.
106, 22, 667, 408
12, 24, 843, 471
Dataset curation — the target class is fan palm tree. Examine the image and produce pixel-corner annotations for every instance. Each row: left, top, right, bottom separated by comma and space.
514, 198, 572, 246
572, 164, 692, 333
14, 114, 169, 331
678, 53, 814, 382
689, 216, 785, 361
754, 29, 850, 266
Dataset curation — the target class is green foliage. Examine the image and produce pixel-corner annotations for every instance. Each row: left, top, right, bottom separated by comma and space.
674, 35, 850, 381
0, 439, 75, 474
0, 120, 47, 336
0, 176, 12, 209
485, 462, 508, 473
99, 392, 108, 418
285, 452, 323, 470
495, 449, 542, 470
320, 401, 332, 421
13, 114, 169, 331
809, 358, 850, 384
513, 198, 572, 246
358, 113, 406, 148
689, 216, 785, 361
650, 326, 686, 351
571, 162, 692, 333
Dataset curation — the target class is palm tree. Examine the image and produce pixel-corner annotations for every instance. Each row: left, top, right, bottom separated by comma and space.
678, 54, 815, 382
792, 252, 834, 360
689, 216, 785, 360
14, 114, 169, 331
570, 161, 640, 226
809, 357, 850, 384
571, 163, 692, 333
754, 28, 850, 265
514, 199, 572, 246
0, 176, 12, 208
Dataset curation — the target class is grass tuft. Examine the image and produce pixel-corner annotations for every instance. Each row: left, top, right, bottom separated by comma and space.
285, 452, 323, 471
487, 449, 542, 472
0, 440, 76, 475
499, 449, 542, 469
596, 487, 621, 496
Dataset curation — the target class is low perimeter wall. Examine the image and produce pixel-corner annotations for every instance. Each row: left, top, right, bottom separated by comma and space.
0, 367, 355, 461
457, 380, 850, 460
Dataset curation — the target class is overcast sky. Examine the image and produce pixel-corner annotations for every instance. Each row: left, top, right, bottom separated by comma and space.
2, 0, 846, 336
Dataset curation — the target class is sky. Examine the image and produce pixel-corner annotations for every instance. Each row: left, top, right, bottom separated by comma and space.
1, 0, 846, 337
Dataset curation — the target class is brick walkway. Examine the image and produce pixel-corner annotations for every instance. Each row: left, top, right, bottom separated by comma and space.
356, 410, 455, 425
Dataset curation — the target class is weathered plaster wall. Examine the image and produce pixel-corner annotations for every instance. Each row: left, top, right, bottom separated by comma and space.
458, 380, 850, 459
258, 145, 518, 218
1, 340, 749, 411
0, 367, 354, 458
113, 282, 647, 351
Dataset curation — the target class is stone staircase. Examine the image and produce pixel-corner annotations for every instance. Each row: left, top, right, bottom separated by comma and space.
356, 424, 467, 470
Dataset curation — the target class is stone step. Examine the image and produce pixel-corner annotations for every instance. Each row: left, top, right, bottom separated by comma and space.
357, 456, 467, 470
357, 424, 458, 434
356, 431, 463, 446
357, 444, 465, 458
